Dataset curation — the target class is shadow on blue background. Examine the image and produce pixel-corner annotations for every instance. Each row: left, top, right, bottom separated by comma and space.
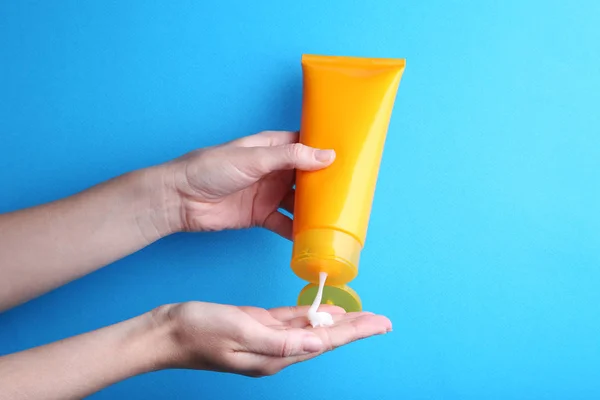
1, 1, 600, 399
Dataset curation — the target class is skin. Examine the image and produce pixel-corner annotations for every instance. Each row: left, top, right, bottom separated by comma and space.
0, 131, 392, 400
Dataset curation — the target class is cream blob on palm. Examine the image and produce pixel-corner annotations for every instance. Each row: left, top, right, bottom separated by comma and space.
307, 272, 334, 328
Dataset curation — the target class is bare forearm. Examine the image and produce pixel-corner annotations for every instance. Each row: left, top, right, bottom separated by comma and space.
0, 166, 181, 311
0, 310, 175, 400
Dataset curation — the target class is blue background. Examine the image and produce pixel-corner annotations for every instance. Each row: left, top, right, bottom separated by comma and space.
1, 1, 600, 399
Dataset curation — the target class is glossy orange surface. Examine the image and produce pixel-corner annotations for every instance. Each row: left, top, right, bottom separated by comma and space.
291, 54, 405, 287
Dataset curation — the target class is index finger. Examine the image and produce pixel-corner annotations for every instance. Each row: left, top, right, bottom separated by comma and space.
228, 131, 299, 148
268, 304, 346, 322
265, 313, 392, 372
318, 314, 392, 350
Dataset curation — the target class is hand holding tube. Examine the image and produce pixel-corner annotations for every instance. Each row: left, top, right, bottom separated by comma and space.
162, 130, 335, 239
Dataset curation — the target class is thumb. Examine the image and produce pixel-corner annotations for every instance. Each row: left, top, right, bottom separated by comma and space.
246, 327, 324, 357
233, 143, 335, 179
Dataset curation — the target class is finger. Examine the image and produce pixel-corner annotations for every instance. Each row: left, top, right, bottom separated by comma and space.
238, 306, 282, 325
263, 211, 293, 240
244, 326, 324, 357
319, 314, 393, 350
279, 189, 295, 215
228, 131, 299, 148
269, 305, 346, 322
285, 311, 375, 329
267, 314, 392, 372
233, 144, 335, 180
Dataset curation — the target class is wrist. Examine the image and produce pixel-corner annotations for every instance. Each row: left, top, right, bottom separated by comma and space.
126, 305, 181, 374
144, 304, 193, 370
146, 302, 214, 371
133, 164, 184, 239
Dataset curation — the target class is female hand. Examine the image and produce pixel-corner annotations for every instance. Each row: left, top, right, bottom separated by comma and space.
161, 130, 335, 239
0, 302, 392, 399
156, 302, 392, 377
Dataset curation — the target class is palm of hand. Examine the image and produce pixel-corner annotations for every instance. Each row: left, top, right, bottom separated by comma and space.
166, 302, 391, 377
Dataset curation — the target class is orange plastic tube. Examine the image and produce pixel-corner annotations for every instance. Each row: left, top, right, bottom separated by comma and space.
291, 54, 405, 299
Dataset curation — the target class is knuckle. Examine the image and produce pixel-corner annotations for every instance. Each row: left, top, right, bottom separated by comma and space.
279, 338, 291, 358
323, 329, 335, 352
286, 306, 297, 317
273, 331, 296, 358
260, 130, 278, 146
286, 143, 306, 164
230, 324, 250, 344
290, 142, 305, 157
236, 132, 266, 147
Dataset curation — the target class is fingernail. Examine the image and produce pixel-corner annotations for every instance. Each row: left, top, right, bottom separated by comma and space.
302, 335, 323, 353
315, 149, 335, 163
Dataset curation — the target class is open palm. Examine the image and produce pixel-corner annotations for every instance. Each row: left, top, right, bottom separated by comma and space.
163, 302, 392, 377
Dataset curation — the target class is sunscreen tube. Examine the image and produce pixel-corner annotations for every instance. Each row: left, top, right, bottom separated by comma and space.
292, 54, 405, 311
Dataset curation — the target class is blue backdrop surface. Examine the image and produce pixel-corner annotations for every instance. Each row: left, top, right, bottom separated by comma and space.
1, 1, 600, 399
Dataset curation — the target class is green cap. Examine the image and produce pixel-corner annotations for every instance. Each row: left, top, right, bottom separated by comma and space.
297, 283, 362, 312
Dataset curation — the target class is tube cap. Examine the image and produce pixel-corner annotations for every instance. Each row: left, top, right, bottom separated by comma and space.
298, 283, 362, 312
291, 228, 362, 286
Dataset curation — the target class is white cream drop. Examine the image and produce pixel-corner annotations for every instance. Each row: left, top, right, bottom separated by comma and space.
307, 272, 334, 328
